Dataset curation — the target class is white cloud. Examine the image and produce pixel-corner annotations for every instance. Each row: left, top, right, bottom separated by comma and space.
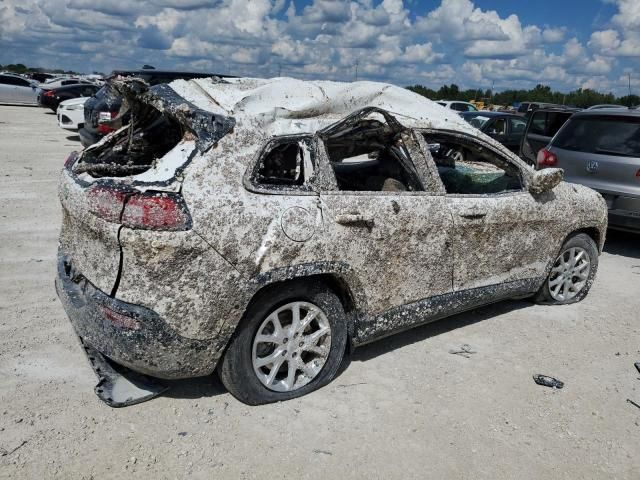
0, 0, 636, 95
542, 27, 565, 43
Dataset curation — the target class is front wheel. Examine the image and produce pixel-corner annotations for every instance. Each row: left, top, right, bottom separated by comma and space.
534, 233, 599, 305
219, 281, 348, 405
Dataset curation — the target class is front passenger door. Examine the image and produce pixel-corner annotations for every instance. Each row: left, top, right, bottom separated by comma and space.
422, 130, 558, 293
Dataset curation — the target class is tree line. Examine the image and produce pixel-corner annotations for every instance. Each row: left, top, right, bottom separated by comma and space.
406, 83, 639, 108
0, 63, 104, 76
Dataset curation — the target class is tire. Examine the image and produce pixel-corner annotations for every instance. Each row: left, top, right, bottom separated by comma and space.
534, 233, 599, 305
219, 280, 348, 405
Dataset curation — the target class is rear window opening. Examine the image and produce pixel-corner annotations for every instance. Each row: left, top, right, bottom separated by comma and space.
75, 104, 183, 178
322, 111, 423, 192
257, 140, 313, 186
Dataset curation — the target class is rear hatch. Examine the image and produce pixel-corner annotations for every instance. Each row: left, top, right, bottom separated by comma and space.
59, 78, 235, 295
549, 113, 640, 197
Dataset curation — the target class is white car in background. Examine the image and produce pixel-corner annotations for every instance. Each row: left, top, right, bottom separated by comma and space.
57, 96, 89, 130
0, 73, 39, 105
436, 100, 478, 112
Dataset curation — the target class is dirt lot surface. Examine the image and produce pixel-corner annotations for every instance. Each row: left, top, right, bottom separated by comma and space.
1, 105, 639, 479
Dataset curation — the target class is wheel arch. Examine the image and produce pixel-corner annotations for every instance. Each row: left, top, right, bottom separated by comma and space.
566, 226, 604, 253
244, 262, 368, 346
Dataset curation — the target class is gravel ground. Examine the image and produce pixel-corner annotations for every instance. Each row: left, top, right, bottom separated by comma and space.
0, 105, 639, 480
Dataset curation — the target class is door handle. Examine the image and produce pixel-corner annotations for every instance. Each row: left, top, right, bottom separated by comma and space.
335, 213, 375, 228
459, 211, 487, 219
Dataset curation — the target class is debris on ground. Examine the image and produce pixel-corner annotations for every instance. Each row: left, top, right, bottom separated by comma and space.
533, 374, 564, 389
634, 362, 640, 375
627, 399, 640, 410
0, 440, 27, 457
449, 344, 476, 358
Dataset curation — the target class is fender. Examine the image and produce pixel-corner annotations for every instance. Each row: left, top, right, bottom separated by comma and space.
243, 261, 369, 344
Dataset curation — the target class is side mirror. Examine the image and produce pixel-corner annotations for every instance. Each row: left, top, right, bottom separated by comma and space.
529, 168, 563, 194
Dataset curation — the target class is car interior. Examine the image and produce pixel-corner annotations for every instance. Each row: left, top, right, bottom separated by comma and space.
320, 111, 424, 192
423, 133, 523, 195
256, 138, 315, 187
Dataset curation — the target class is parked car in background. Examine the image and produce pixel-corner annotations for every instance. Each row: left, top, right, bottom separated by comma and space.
57, 97, 89, 130
586, 104, 625, 110
519, 107, 580, 165
516, 102, 566, 117
0, 73, 39, 105
28, 72, 56, 83
57, 77, 606, 406
459, 111, 527, 153
79, 68, 230, 147
436, 100, 478, 112
538, 108, 640, 233
39, 77, 93, 90
38, 83, 99, 111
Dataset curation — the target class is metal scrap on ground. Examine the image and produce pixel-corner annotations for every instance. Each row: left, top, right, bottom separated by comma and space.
532, 374, 564, 389
448, 344, 477, 358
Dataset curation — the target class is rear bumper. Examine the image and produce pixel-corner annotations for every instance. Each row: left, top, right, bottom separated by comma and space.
608, 211, 640, 233
57, 113, 77, 130
600, 192, 640, 233
55, 254, 217, 379
78, 127, 101, 148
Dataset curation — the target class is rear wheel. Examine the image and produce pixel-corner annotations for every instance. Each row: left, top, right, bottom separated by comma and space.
534, 233, 598, 305
219, 281, 348, 405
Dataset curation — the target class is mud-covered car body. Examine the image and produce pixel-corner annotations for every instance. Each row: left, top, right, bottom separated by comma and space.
56, 77, 607, 383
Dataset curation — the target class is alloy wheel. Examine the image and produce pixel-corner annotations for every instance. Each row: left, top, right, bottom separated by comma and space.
252, 301, 332, 392
548, 247, 591, 302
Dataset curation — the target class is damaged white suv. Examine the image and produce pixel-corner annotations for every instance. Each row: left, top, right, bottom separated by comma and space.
56, 77, 607, 406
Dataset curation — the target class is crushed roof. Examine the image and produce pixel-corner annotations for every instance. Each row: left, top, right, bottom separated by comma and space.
167, 77, 477, 137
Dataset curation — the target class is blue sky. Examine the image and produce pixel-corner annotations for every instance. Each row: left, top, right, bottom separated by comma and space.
1, 0, 639, 95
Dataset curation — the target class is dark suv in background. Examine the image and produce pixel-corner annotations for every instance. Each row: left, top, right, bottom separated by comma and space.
78, 68, 230, 147
519, 107, 580, 165
537, 108, 640, 233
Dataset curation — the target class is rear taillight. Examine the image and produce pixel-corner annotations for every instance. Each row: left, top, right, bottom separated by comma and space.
99, 305, 140, 330
88, 185, 129, 223
43, 90, 55, 97
122, 193, 190, 230
636, 168, 640, 179
96, 111, 118, 135
87, 185, 190, 230
536, 148, 558, 168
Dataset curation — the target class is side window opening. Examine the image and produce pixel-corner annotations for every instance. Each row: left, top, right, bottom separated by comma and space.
510, 117, 526, 133
529, 112, 547, 135
424, 133, 523, 195
321, 111, 424, 192
255, 138, 314, 187
490, 118, 506, 135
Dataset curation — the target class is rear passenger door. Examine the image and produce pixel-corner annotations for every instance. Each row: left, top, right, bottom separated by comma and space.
507, 117, 527, 153
317, 116, 454, 317
520, 110, 549, 164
